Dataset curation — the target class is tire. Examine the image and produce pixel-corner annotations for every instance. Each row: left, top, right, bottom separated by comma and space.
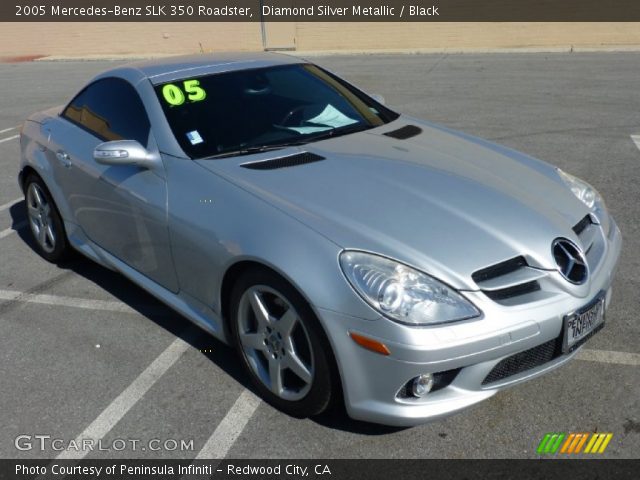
24, 174, 70, 262
229, 268, 336, 418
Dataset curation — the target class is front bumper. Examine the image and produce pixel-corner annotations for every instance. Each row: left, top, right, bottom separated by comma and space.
319, 220, 622, 426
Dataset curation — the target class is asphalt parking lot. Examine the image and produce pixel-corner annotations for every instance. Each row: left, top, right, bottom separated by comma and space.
0, 53, 638, 459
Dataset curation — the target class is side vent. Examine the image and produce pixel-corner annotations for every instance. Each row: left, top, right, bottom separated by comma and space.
240, 152, 325, 170
383, 125, 422, 140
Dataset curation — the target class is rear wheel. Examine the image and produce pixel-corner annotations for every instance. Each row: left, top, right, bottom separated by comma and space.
24, 174, 69, 262
229, 269, 336, 417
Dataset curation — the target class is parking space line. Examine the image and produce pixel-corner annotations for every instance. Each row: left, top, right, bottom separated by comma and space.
0, 134, 19, 144
577, 348, 640, 366
195, 389, 262, 459
631, 134, 640, 152
0, 126, 18, 134
0, 289, 143, 314
0, 220, 27, 239
0, 198, 21, 213
56, 333, 194, 460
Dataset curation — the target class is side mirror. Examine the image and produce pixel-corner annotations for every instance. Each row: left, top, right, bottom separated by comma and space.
93, 140, 160, 169
370, 93, 386, 105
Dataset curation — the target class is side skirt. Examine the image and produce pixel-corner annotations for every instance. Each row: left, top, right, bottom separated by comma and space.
66, 221, 229, 344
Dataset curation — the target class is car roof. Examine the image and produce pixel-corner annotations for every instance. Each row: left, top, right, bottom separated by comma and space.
101, 52, 305, 85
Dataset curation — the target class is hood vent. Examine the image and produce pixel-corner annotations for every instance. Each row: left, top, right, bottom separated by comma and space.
240, 152, 325, 170
383, 125, 422, 140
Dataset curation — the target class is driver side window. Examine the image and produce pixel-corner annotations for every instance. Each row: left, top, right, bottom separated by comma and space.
62, 77, 151, 147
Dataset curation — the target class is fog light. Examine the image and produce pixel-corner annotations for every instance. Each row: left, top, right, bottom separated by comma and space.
412, 373, 434, 397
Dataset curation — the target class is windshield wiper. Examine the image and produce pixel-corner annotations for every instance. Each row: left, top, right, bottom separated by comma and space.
202, 144, 291, 160
202, 123, 373, 159
301, 123, 372, 143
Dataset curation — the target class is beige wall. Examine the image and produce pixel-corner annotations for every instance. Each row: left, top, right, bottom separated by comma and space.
295, 22, 640, 51
1, 22, 640, 59
0, 22, 264, 59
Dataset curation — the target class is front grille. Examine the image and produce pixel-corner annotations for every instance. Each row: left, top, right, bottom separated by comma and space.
483, 280, 541, 301
573, 214, 605, 270
472, 256, 528, 283
240, 152, 325, 170
472, 256, 544, 303
383, 125, 422, 140
481, 337, 562, 385
572, 214, 593, 235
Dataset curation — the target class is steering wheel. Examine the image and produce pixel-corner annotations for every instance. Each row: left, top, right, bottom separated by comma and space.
279, 105, 309, 127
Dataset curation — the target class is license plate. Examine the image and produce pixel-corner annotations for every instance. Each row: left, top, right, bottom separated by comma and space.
562, 293, 606, 353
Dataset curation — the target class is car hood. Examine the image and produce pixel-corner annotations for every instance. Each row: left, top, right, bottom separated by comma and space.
197, 117, 588, 290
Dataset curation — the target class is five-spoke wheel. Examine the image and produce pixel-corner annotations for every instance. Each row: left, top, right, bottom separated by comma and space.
230, 269, 336, 417
237, 285, 314, 401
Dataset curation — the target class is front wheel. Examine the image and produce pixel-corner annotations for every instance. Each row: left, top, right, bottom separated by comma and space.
229, 269, 336, 418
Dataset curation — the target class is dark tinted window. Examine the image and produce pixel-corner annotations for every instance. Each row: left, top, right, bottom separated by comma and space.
63, 77, 150, 146
154, 64, 398, 159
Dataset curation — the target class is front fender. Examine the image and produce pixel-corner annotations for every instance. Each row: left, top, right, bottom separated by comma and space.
164, 156, 379, 325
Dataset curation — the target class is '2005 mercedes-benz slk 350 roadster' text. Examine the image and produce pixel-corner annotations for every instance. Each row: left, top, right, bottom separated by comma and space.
19, 53, 621, 426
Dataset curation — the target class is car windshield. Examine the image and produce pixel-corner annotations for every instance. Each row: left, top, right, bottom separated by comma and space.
154, 63, 398, 159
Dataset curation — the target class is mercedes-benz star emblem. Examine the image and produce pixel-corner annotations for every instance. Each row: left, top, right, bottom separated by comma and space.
552, 238, 588, 285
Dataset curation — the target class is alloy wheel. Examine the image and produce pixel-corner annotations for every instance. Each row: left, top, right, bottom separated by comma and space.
236, 285, 315, 401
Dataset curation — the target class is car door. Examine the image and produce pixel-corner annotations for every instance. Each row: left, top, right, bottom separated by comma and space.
49, 77, 179, 292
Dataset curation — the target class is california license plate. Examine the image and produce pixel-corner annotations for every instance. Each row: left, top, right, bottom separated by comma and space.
562, 293, 606, 353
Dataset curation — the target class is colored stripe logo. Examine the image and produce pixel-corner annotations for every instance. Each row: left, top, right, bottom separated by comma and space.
537, 432, 612, 454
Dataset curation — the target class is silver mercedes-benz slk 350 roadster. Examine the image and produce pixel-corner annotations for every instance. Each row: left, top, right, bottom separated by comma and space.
19, 53, 621, 426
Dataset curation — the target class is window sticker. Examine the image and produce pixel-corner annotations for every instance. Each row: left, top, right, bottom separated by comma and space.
162, 80, 207, 107
186, 130, 204, 145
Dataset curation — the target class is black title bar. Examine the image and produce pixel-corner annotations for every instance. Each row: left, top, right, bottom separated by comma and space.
3, 1, 640, 22
2, 459, 640, 480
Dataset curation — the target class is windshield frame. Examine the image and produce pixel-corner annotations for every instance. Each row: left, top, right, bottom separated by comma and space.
153, 62, 400, 160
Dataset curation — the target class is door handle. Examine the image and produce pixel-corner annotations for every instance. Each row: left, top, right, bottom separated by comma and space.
56, 151, 72, 168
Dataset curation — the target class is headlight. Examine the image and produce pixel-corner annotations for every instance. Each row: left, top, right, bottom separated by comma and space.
339, 251, 481, 326
557, 168, 611, 235
557, 168, 602, 209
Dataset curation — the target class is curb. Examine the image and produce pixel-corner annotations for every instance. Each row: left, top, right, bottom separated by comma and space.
31, 44, 640, 62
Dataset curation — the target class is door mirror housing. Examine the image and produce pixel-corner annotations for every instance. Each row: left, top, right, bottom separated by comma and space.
370, 93, 386, 105
93, 140, 160, 169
